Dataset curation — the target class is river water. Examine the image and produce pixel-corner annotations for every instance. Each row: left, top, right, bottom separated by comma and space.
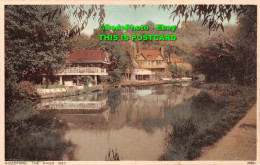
36, 84, 223, 161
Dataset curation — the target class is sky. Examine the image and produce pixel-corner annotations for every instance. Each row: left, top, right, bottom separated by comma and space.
69, 5, 237, 35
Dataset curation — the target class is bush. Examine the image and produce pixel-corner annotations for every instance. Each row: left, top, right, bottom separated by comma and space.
19, 81, 40, 102
191, 91, 215, 109
79, 76, 89, 85
5, 115, 69, 161
168, 63, 185, 78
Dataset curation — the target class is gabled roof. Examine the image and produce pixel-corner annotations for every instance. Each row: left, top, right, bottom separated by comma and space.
170, 56, 183, 63
66, 49, 108, 63
138, 49, 161, 60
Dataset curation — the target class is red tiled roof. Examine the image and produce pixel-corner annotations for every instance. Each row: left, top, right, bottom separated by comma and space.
138, 49, 160, 60
66, 49, 107, 63
170, 56, 183, 63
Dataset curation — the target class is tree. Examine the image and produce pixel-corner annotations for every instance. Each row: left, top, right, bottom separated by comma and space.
5, 6, 70, 83
99, 42, 128, 85
5, 7, 74, 160
191, 5, 256, 85
58, 5, 105, 38
144, 20, 156, 27
234, 6, 257, 85
193, 38, 236, 82
168, 63, 185, 78
5, 5, 70, 114
159, 5, 244, 32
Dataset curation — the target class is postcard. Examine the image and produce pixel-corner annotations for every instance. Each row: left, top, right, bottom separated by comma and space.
1, 0, 259, 165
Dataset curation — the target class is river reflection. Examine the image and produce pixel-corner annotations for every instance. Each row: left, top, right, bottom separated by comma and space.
37, 84, 206, 160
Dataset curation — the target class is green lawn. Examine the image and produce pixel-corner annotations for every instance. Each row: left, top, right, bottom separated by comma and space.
38, 84, 64, 89
61, 86, 102, 97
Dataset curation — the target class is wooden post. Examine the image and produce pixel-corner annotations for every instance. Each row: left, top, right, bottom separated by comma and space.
95, 75, 97, 85
59, 76, 63, 85
42, 76, 46, 85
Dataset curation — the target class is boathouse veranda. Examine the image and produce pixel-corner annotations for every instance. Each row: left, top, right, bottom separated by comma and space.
51, 49, 110, 86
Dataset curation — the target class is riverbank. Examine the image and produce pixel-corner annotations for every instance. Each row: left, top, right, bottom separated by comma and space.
188, 83, 256, 160
38, 79, 193, 99
38, 86, 102, 99
161, 82, 256, 160
198, 104, 256, 160
120, 80, 164, 87
38, 81, 165, 99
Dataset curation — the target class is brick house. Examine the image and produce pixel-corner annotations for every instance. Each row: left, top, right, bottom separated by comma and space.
134, 47, 168, 73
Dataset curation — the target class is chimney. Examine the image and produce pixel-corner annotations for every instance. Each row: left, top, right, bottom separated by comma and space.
160, 46, 164, 57
133, 45, 137, 59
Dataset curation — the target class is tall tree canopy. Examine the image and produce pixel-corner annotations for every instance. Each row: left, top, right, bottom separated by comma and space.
192, 5, 256, 85
5, 5, 70, 83
5, 6, 73, 160
234, 5, 257, 84
5, 5, 70, 111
